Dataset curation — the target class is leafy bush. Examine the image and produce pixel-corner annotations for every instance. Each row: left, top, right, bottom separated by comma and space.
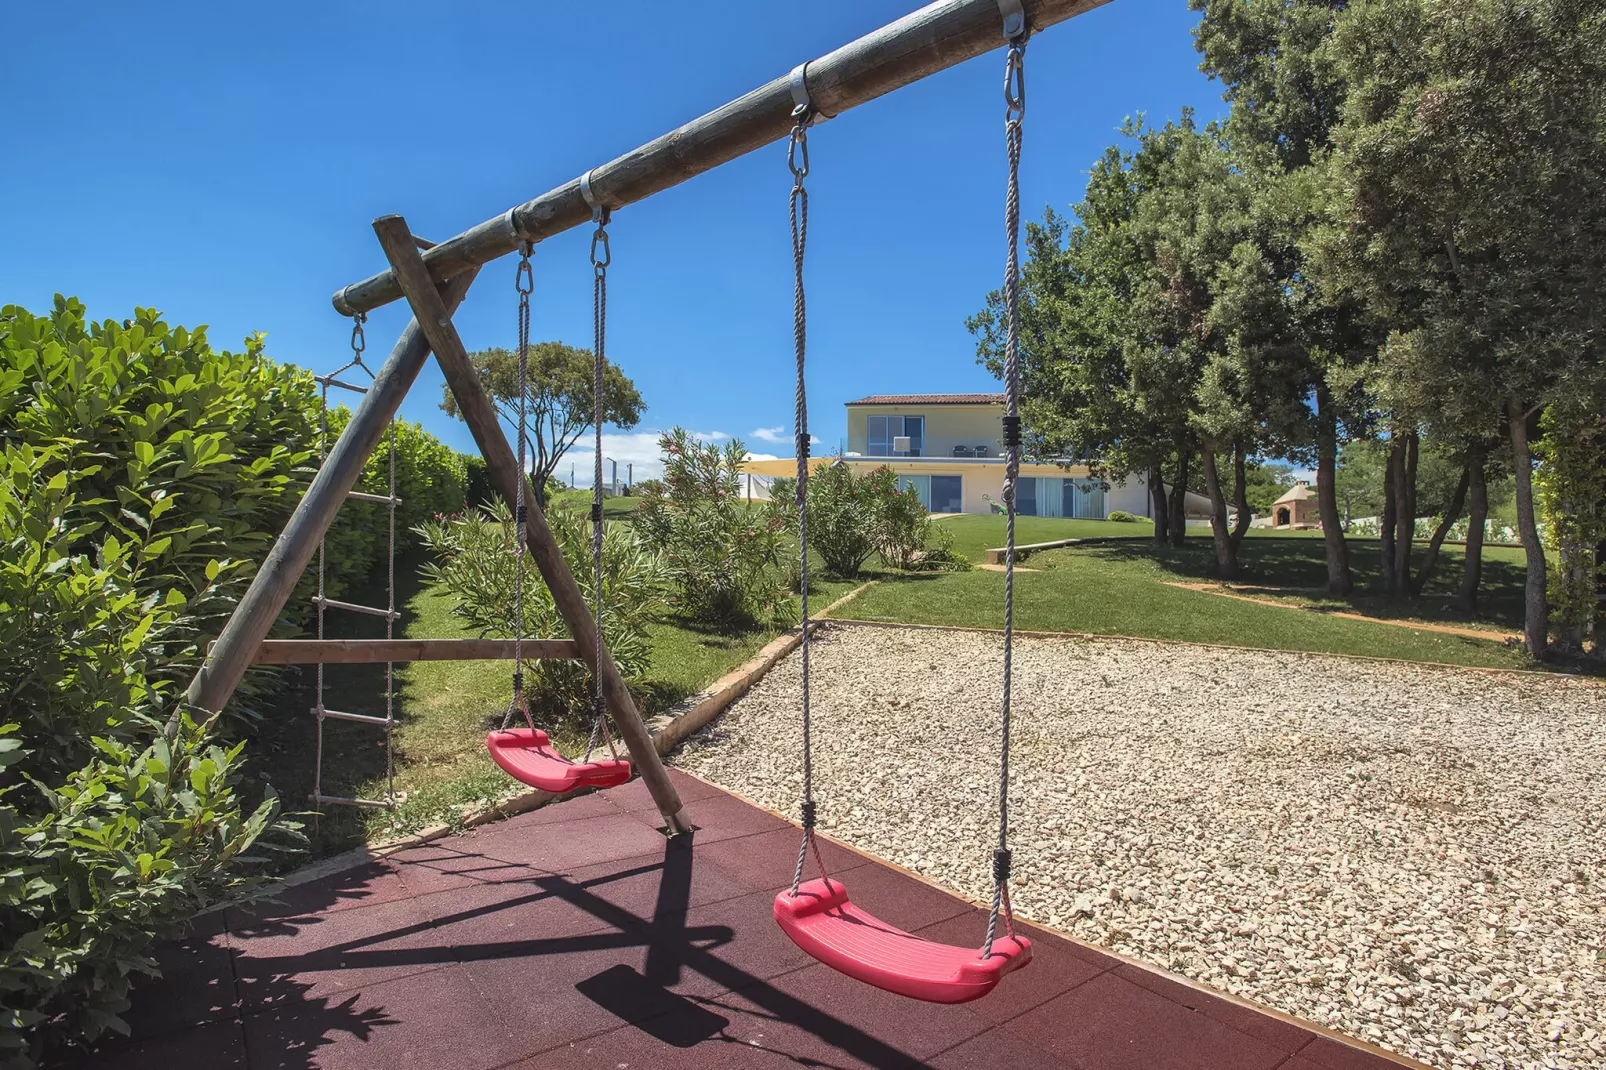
0, 442, 297, 1064
907, 525, 974, 572
634, 430, 795, 631
1107, 510, 1140, 522
416, 502, 669, 720
866, 467, 931, 570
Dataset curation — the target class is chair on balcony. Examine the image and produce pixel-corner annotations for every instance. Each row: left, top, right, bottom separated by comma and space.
951, 445, 973, 458
972, 445, 989, 458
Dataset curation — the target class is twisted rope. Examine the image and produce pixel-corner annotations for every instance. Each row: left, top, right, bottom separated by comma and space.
585, 208, 620, 764
984, 28, 1027, 959
786, 106, 829, 897
503, 244, 538, 735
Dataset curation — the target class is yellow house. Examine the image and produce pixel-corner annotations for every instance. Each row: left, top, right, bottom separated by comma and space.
740, 393, 1156, 518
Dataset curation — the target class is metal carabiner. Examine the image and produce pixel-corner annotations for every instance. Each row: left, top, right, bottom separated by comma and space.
515, 242, 535, 296
788, 125, 810, 180
1004, 44, 1026, 117
590, 225, 611, 271
349, 311, 366, 355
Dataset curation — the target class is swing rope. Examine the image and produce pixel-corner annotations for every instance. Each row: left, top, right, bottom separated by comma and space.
584, 188, 621, 763
787, 95, 829, 899
502, 243, 539, 734
982, 21, 1027, 959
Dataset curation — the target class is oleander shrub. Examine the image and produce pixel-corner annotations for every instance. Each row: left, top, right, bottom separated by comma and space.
416, 501, 669, 720
1107, 510, 1140, 522
634, 429, 795, 631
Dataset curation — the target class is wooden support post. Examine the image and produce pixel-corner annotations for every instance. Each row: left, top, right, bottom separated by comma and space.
185, 269, 480, 716
371, 214, 690, 834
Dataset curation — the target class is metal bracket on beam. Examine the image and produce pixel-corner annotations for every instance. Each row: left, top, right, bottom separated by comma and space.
789, 62, 832, 121
998, 0, 1027, 40
579, 170, 610, 225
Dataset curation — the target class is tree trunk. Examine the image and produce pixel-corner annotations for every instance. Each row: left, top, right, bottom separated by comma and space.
1456, 449, 1488, 612
1149, 462, 1170, 547
1168, 447, 1190, 548
1508, 397, 1549, 658
1230, 440, 1251, 552
1315, 384, 1353, 594
1394, 432, 1419, 593
1201, 444, 1236, 578
1380, 439, 1400, 594
1413, 462, 1469, 597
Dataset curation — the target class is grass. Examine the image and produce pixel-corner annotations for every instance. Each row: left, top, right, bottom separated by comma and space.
252, 533, 867, 859
830, 515, 1539, 672
937, 513, 1153, 559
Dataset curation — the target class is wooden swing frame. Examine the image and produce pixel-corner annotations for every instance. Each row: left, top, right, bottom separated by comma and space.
182, 0, 1109, 834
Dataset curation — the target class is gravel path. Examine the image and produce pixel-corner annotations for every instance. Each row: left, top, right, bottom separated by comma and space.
671, 624, 1606, 1070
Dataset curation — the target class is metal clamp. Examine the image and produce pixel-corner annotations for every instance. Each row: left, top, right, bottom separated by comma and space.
998, 0, 1026, 40
788, 61, 832, 121
501, 206, 524, 244
579, 169, 609, 224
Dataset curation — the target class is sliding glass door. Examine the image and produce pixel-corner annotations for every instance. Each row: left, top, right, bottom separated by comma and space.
867, 415, 925, 456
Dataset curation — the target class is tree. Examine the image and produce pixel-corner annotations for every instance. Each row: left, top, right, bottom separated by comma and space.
1193, 0, 1378, 596
441, 343, 644, 504
1242, 460, 1297, 516
1314, 0, 1606, 654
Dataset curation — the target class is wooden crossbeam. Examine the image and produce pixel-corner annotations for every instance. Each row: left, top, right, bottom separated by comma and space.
248, 638, 581, 665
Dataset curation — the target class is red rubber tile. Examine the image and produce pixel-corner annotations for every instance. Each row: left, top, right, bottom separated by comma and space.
562, 840, 767, 921
241, 964, 523, 1070
508, 788, 627, 825
606, 769, 731, 813
691, 824, 873, 890
230, 896, 447, 1010
624, 789, 793, 842
119, 931, 239, 1040
1293, 1034, 1415, 1070
463, 812, 671, 870
386, 840, 552, 897
1005, 970, 1290, 1070
926, 1026, 1082, 1069
1111, 961, 1316, 1052
227, 860, 412, 929
73, 1018, 247, 1070
913, 911, 1107, 1025
732, 960, 996, 1063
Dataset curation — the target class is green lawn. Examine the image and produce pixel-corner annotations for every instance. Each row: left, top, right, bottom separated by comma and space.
937, 513, 1154, 560
829, 515, 1536, 672
253, 535, 862, 857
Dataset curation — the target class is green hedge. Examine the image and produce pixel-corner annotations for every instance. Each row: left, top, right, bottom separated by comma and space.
0, 296, 471, 1061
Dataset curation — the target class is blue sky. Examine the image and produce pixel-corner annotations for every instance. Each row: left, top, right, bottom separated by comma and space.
3, 0, 1224, 484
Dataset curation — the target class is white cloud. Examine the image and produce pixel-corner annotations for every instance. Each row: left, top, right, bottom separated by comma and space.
750, 426, 820, 446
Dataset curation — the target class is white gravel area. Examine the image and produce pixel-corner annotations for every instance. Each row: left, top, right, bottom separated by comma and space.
671, 624, 1606, 1070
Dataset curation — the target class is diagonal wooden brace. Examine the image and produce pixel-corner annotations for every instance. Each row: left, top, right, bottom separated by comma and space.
185, 267, 480, 717
371, 214, 689, 834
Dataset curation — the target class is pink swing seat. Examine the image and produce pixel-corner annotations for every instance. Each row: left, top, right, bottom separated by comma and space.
485, 728, 631, 793
774, 877, 1031, 1004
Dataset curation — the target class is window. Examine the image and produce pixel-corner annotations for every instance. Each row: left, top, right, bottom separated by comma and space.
897, 475, 931, 507
931, 475, 962, 513
1062, 479, 1106, 519
867, 415, 924, 456
1016, 476, 1038, 516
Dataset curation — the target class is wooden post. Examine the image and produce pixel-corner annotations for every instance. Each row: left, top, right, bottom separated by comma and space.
331, 0, 1110, 317
371, 214, 689, 833
185, 268, 480, 716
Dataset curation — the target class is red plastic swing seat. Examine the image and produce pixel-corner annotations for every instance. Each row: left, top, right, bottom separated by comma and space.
485, 728, 631, 793
774, 878, 1031, 1004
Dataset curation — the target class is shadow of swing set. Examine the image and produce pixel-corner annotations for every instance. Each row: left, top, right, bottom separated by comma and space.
184, 0, 1093, 1021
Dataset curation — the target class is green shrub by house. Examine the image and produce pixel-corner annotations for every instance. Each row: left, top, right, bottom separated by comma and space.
416, 501, 669, 719
635, 429, 794, 631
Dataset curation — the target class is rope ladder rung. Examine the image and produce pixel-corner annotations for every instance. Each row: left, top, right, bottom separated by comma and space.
311, 595, 400, 620
313, 706, 394, 728
346, 490, 402, 505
